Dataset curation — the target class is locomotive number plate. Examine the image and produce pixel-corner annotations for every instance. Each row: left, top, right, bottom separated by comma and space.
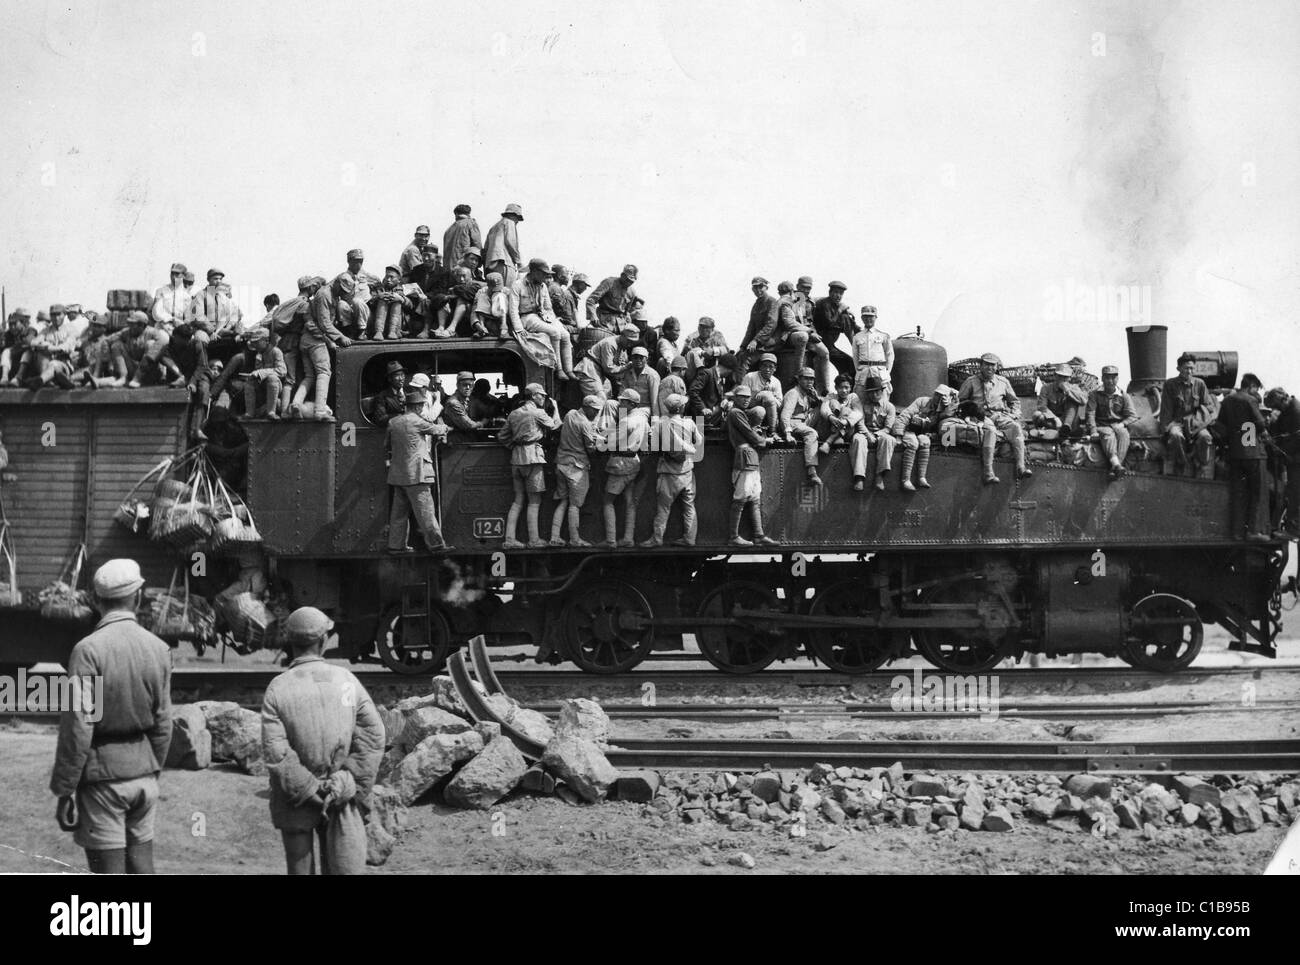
473, 517, 505, 539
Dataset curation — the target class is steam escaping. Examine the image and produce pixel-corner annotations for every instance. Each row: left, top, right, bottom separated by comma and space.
1071, 10, 1199, 313
439, 560, 486, 608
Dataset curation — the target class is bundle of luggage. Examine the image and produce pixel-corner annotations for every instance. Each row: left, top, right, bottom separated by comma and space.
38, 544, 94, 623
141, 567, 216, 645
105, 289, 154, 331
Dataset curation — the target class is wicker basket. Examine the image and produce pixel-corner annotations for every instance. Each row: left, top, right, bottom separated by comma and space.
146, 569, 215, 644
39, 545, 94, 623
1001, 364, 1039, 396
114, 458, 174, 534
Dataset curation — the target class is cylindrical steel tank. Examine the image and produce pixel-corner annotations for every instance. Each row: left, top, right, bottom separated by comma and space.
1125, 324, 1168, 388
890, 328, 948, 405
1180, 351, 1240, 391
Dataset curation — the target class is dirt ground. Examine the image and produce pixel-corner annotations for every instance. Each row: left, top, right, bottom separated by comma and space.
1, 725, 1291, 876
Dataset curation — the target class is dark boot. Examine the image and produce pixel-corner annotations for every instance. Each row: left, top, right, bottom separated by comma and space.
728, 500, 752, 546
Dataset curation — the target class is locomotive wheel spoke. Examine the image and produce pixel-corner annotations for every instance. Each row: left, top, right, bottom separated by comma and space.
696, 580, 784, 675
562, 578, 655, 674
915, 582, 1009, 673
1124, 593, 1203, 672
807, 579, 897, 674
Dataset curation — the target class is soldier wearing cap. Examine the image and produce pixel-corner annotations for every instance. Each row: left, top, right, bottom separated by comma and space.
120, 310, 181, 388
548, 264, 578, 331
41, 303, 87, 359
793, 276, 815, 327
957, 353, 1031, 483
189, 269, 244, 361
152, 262, 193, 327
1084, 365, 1139, 482
574, 324, 639, 401
726, 385, 778, 547
442, 204, 482, 271
549, 394, 602, 546
511, 258, 575, 379
261, 606, 383, 875
851, 305, 893, 402
741, 352, 784, 434
332, 249, 379, 338
1263, 386, 1300, 539
622, 345, 660, 419
657, 354, 689, 417
74, 313, 130, 388
1036, 362, 1089, 434
212, 327, 286, 419
497, 382, 560, 548
588, 265, 641, 335
892, 383, 959, 491
854, 375, 898, 491
812, 281, 857, 381
733, 276, 779, 379
600, 387, 650, 547
484, 203, 525, 287
291, 274, 353, 420
641, 393, 700, 547
681, 315, 732, 386
1, 308, 35, 383
779, 366, 826, 487
399, 225, 432, 280
1159, 352, 1217, 479
440, 371, 485, 433
370, 360, 408, 427
367, 264, 411, 341
1216, 373, 1272, 541
50, 559, 172, 875
386, 388, 451, 552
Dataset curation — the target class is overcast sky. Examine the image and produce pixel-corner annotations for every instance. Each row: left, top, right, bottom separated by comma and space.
2, 0, 1298, 383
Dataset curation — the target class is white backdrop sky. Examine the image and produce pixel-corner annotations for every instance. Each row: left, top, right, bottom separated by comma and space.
2, 0, 1298, 382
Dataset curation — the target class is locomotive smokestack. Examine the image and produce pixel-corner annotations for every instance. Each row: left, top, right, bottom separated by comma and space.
1125, 324, 1168, 391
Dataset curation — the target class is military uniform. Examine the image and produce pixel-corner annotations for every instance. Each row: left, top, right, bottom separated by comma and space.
958, 363, 1029, 481
778, 383, 824, 474
385, 410, 449, 551
855, 390, 898, 488
1159, 373, 1216, 478
1086, 380, 1138, 477
852, 324, 894, 399
893, 390, 958, 489
644, 408, 700, 546
1217, 388, 1269, 538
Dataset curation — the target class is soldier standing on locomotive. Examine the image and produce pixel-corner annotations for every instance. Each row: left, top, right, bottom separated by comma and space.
291, 274, 352, 421
642, 393, 701, 548
1217, 373, 1272, 542
726, 384, 777, 547
657, 355, 689, 416
1263, 386, 1300, 540
622, 346, 659, 420
600, 388, 649, 548
549, 394, 601, 547
498, 382, 561, 549
386, 388, 451, 553
851, 304, 893, 402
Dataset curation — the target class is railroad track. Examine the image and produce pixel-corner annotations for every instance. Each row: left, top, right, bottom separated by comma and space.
602, 737, 1300, 773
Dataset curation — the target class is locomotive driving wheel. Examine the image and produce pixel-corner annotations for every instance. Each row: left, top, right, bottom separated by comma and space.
696, 580, 785, 674
1123, 593, 1203, 672
807, 579, 899, 674
561, 578, 654, 674
375, 604, 455, 675
915, 580, 1012, 673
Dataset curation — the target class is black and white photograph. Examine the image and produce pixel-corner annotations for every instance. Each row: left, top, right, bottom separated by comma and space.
0, 0, 1297, 901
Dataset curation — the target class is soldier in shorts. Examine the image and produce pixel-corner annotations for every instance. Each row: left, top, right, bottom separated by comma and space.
549, 394, 601, 546
497, 382, 560, 548
727, 385, 778, 547
601, 388, 650, 548
641, 393, 701, 547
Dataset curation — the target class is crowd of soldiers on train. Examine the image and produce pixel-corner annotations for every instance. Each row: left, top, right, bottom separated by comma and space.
3, 202, 1299, 550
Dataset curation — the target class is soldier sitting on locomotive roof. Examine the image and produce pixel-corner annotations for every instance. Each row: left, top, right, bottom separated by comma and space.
778, 366, 826, 487
681, 315, 733, 387
512, 259, 576, 380
688, 350, 729, 427
622, 346, 659, 420
120, 311, 184, 389
1, 307, 35, 384
743, 352, 783, 434
549, 394, 601, 547
1085, 364, 1139, 482
1263, 386, 1300, 540
370, 360, 408, 427
587, 264, 641, 337
1036, 362, 1089, 435
654, 316, 682, 378
657, 355, 689, 417
331, 249, 379, 339
73, 313, 129, 388
574, 323, 638, 403
727, 384, 778, 547
893, 383, 958, 491
498, 382, 561, 549
958, 352, 1032, 484
211, 328, 286, 419
188, 268, 244, 363
854, 375, 898, 492
1159, 352, 1217, 479
366, 265, 411, 341
819, 373, 864, 452
467, 271, 507, 341
1217, 373, 1272, 542
642, 393, 701, 548
409, 246, 455, 338
600, 388, 650, 548
151, 262, 193, 328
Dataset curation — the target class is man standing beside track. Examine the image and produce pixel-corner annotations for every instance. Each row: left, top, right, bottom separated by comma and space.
261, 606, 384, 875
50, 559, 173, 875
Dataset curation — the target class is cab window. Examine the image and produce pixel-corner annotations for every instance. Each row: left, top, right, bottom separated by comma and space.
359, 348, 526, 428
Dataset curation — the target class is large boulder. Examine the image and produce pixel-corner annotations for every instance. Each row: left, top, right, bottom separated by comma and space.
1220, 787, 1264, 833
444, 737, 529, 809
554, 698, 610, 748
165, 704, 211, 770
207, 706, 265, 775
193, 700, 240, 724
1172, 776, 1221, 809
542, 735, 618, 803
1064, 774, 1112, 800
395, 705, 472, 754
389, 731, 485, 806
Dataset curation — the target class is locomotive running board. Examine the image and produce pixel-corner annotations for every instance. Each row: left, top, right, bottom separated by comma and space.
447, 646, 546, 762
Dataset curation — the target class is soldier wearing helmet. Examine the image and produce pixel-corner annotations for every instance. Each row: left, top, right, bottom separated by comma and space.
260, 606, 383, 875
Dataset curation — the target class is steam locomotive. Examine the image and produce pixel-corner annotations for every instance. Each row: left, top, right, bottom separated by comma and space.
0, 323, 1288, 676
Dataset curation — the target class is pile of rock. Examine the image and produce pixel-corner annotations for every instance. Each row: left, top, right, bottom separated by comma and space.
365, 679, 621, 865
640, 764, 1300, 841
164, 701, 265, 775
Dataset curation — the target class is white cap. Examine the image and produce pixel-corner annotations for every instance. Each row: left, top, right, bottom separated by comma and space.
92, 559, 144, 599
